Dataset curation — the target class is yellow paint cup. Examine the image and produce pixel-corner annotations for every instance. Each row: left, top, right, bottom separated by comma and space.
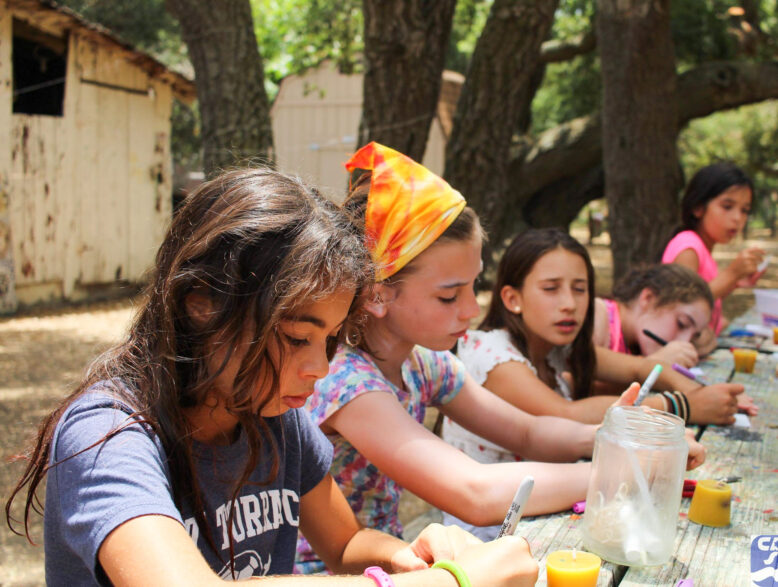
731, 348, 758, 373
688, 479, 732, 527
546, 550, 601, 587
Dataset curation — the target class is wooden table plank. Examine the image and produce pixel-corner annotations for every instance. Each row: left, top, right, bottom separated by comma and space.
620, 347, 778, 586
514, 512, 624, 586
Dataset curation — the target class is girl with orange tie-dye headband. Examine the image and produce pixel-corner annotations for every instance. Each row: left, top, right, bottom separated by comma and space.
295, 143, 702, 573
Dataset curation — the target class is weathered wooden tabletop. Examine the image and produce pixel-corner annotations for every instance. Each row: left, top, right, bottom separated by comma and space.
521, 327, 778, 586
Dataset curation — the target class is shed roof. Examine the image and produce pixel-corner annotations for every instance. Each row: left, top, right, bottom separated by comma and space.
9, 0, 196, 102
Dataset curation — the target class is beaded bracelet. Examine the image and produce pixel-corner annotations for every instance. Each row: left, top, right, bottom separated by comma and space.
661, 390, 690, 424
656, 392, 670, 412
673, 390, 688, 423
662, 391, 680, 417
676, 390, 691, 423
363, 566, 395, 587
432, 560, 472, 587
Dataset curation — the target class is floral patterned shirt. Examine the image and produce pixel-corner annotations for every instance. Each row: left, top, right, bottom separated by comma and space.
294, 344, 465, 574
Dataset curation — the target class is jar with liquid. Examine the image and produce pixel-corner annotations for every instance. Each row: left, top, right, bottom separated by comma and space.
580, 406, 688, 567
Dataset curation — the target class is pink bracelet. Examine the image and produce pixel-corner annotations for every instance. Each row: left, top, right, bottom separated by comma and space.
363, 566, 395, 587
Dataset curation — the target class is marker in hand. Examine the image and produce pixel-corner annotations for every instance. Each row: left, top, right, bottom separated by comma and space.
643, 329, 668, 347
672, 363, 707, 385
497, 476, 534, 538
634, 364, 663, 406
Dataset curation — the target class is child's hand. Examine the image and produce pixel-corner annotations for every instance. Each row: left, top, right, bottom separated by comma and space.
727, 247, 765, 281
684, 429, 706, 470
449, 536, 539, 587
612, 382, 641, 407
394, 523, 482, 571
685, 383, 744, 425
736, 392, 758, 416
647, 340, 699, 368
737, 267, 767, 288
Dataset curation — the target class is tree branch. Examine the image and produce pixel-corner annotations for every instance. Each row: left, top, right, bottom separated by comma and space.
677, 61, 778, 125
540, 30, 596, 64
513, 60, 778, 198
504, 60, 778, 236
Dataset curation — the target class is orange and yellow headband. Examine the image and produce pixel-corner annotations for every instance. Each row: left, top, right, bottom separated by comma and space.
345, 142, 466, 281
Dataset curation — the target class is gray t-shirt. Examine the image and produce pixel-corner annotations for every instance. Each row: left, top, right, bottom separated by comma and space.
44, 381, 333, 585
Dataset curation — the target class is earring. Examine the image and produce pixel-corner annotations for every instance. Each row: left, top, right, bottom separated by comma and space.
513, 306, 521, 314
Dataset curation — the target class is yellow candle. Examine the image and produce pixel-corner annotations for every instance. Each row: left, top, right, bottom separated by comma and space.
773, 326, 778, 345
546, 550, 601, 587
731, 348, 758, 373
688, 479, 732, 527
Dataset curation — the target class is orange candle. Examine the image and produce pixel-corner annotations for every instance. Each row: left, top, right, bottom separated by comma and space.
546, 550, 601, 587
688, 479, 732, 527
731, 348, 758, 373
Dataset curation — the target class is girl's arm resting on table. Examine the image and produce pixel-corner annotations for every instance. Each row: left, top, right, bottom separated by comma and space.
98, 494, 533, 586
301, 480, 538, 587
324, 390, 591, 524
300, 473, 475, 574
99, 514, 240, 586
483, 360, 624, 424
594, 346, 748, 424
445, 373, 597, 460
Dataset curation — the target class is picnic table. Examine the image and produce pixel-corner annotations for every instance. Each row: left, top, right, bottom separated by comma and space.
403, 312, 777, 585
517, 321, 778, 586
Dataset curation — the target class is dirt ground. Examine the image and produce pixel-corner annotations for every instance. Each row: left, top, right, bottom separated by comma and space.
2, 230, 777, 585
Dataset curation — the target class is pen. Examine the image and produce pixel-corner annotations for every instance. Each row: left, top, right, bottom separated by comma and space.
497, 476, 534, 538
634, 364, 663, 406
672, 363, 707, 385
643, 328, 668, 346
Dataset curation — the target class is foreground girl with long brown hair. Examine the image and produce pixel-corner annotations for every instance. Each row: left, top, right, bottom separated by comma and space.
6, 168, 537, 586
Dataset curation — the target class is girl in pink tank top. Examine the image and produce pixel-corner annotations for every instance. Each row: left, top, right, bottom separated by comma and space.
662, 162, 766, 339
593, 265, 713, 368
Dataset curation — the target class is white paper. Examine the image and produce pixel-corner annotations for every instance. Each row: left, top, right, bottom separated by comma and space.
745, 324, 773, 338
733, 413, 751, 428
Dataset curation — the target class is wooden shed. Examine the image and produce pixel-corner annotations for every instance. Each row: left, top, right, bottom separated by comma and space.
0, 0, 195, 312
271, 60, 463, 201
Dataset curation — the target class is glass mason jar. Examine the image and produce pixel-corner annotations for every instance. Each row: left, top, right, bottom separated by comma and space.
580, 406, 688, 567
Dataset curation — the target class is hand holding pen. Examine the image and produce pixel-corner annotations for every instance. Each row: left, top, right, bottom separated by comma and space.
497, 476, 534, 538
643, 329, 699, 368
634, 364, 663, 407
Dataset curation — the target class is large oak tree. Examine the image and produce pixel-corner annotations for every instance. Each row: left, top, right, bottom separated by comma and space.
160, 0, 778, 278
166, 0, 273, 176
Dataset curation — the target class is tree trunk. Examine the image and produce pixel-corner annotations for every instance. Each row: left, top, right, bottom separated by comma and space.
444, 0, 558, 265
166, 0, 272, 176
358, 0, 457, 162
597, 0, 679, 280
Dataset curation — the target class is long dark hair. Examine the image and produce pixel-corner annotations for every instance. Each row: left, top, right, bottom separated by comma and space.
6, 168, 372, 561
480, 228, 596, 400
680, 161, 753, 231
